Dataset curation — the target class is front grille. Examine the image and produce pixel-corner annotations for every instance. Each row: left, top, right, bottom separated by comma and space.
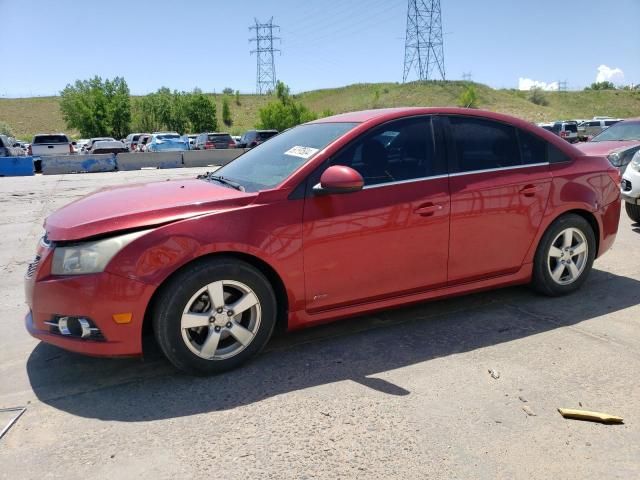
25, 255, 41, 279
622, 179, 632, 192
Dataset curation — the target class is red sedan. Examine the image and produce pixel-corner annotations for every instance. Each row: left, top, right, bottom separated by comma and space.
25, 108, 621, 374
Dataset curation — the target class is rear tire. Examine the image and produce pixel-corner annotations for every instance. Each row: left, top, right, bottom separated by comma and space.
532, 214, 596, 297
152, 257, 277, 375
625, 202, 640, 223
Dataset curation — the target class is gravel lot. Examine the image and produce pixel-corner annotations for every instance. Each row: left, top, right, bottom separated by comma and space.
1, 168, 639, 479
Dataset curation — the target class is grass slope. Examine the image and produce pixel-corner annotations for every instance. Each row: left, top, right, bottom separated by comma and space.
2, 82, 639, 140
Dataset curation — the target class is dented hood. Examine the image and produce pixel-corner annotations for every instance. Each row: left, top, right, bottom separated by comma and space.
45, 179, 255, 241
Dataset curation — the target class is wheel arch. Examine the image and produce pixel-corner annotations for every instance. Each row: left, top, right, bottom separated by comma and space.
531, 208, 601, 262
141, 252, 290, 343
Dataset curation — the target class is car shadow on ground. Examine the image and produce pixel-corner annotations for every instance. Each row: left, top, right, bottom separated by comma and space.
26, 268, 640, 422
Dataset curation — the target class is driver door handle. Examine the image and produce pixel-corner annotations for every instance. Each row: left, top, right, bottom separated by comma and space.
414, 203, 444, 216
520, 184, 542, 197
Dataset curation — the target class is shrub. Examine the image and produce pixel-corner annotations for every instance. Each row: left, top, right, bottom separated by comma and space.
222, 97, 233, 127
257, 81, 317, 131
458, 85, 478, 108
0, 120, 14, 137
528, 88, 549, 106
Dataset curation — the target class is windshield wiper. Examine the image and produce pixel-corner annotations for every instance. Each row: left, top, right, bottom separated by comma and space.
208, 175, 245, 192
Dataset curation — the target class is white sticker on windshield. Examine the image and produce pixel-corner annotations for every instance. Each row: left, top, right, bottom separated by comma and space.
284, 146, 320, 159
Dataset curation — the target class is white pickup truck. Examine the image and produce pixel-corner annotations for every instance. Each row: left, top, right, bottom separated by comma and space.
28, 133, 74, 156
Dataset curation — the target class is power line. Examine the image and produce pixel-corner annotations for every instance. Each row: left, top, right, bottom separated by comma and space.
250, 18, 281, 95
403, 0, 446, 82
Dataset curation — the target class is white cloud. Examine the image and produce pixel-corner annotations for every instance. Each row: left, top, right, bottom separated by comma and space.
596, 65, 624, 84
518, 78, 559, 91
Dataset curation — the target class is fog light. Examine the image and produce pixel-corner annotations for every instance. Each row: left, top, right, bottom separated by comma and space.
44, 316, 103, 340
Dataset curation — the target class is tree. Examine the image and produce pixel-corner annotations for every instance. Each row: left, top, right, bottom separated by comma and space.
0, 120, 14, 137
586, 81, 616, 91
222, 97, 233, 127
257, 81, 317, 131
458, 85, 478, 108
60, 76, 131, 138
222, 87, 234, 95
528, 87, 549, 106
186, 90, 218, 132
235, 90, 241, 106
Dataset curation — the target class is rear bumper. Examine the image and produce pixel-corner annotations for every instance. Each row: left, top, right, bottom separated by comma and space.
25, 271, 155, 357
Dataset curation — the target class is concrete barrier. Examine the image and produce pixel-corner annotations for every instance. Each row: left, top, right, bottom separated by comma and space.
116, 152, 183, 171
0, 156, 34, 177
182, 149, 246, 168
41, 154, 117, 175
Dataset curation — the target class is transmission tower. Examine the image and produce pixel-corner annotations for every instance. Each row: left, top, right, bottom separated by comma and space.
250, 18, 280, 95
403, 0, 446, 83
462, 72, 473, 82
558, 80, 568, 92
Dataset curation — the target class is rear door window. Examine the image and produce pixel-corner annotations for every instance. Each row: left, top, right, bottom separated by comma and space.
448, 116, 521, 172
564, 123, 578, 133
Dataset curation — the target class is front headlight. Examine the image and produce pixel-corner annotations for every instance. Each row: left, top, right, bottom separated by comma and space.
630, 151, 640, 172
51, 230, 149, 275
608, 152, 622, 167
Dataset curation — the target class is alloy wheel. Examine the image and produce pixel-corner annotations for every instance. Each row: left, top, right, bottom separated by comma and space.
547, 228, 589, 286
180, 280, 262, 360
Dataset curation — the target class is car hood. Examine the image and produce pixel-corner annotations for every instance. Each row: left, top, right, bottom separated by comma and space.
574, 140, 640, 156
45, 179, 256, 241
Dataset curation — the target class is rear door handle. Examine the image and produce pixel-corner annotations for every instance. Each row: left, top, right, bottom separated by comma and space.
414, 203, 444, 216
520, 184, 542, 196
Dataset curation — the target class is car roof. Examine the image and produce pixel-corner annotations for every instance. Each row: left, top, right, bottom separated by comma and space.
312, 107, 548, 131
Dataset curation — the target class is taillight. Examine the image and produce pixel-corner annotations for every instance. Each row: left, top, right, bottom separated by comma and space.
69, 143, 74, 154
206, 142, 215, 149
28, 145, 32, 155
229, 142, 235, 148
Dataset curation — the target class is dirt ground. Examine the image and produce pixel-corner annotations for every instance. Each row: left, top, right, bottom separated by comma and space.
1, 168, 639, 479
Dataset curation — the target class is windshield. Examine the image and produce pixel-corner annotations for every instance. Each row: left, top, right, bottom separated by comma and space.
592, 121, 640, 142
211, 122, 358, 192
158, 134, 181, 140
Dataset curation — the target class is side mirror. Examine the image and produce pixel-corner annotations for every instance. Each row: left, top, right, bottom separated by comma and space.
313, 165, 364, 195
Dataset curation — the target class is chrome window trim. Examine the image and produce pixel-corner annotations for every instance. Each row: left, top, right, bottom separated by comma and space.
449, 162, 549, 178
363, 174, 449, 190
361, 162, 548, 189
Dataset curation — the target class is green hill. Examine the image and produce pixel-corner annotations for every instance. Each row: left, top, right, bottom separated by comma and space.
2, 82, 639, 140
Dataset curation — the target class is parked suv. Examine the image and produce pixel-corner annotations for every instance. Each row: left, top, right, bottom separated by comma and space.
124, 133, 148, 152
194, 132, 236, 150
551, 121, 579, 143
237, 129, 278, 148
582, 119, 621, 138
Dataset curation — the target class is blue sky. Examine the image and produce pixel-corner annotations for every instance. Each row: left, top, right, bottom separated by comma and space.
1, 0, 638, 97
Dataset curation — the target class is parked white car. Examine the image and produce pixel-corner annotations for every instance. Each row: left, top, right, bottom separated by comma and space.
621, 150, 640, 222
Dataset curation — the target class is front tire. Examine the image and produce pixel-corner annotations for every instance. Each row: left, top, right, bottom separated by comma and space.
625, 202, 640, 223
532, 214, 596, 297
152, 257, 277, 375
